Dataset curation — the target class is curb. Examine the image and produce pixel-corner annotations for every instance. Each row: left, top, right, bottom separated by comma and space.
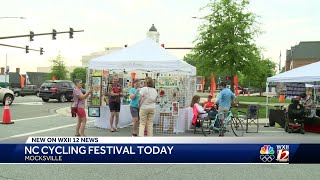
55, 107, 71, 117
48, 107, 62, 114
54, 107, 96, 122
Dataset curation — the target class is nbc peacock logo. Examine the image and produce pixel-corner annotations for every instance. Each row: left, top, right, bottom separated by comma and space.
259, 145, 275, 163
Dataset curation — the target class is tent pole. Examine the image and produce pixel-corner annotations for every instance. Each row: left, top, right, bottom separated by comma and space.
85, 67, 89, 108
314, 81, 316, 103
264, 82, 270, 127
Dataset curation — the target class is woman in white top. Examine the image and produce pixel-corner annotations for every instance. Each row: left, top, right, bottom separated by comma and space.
139, 77, 158, 136
190, 95, 208, 119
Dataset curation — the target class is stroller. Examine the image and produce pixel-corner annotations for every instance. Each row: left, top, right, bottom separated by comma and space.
285, 98, 305, 134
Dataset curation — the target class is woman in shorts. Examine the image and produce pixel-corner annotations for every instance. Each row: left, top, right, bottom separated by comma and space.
72, 79, 91, 136
129, 79, 140, 136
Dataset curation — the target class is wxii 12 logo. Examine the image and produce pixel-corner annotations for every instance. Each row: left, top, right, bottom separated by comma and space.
276, 145, 289, 162
259, 145, 275, 163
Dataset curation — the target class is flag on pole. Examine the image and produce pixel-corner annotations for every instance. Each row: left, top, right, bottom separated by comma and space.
234, 76, 239, 96
202, 78, 206, 93
20, 76, 26, 88
210, 73, 216, 97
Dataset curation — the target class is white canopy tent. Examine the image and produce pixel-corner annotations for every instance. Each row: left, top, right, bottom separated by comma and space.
267, 61, 320, 83
87, 38, 196, 131
88, 38, 196, 75
265, 61, 320, 123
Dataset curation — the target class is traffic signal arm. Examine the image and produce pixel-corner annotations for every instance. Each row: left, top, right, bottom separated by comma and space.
0, 29, 84, 40
0, 43, 43, 54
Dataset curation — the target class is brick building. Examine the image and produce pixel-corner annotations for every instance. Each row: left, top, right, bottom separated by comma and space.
285, 41, 320, 71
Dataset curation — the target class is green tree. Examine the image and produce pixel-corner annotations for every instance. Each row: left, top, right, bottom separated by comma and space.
242, 58, 276, 96
184, 54, 211, 91
191, 0, 261, 92
48, 54, 68, 80
70, 67, 87, 87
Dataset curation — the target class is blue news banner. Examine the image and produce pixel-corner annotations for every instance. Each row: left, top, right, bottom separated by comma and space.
0, 137, 319, 163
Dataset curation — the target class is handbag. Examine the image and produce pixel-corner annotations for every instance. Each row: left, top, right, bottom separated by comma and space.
71, 90, 80, 117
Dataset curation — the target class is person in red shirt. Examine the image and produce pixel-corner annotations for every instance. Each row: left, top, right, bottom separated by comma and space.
203, 94, 215, 111
203, 94, 219, 129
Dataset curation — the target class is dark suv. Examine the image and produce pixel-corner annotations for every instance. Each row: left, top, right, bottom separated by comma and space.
39, 80, 76, 102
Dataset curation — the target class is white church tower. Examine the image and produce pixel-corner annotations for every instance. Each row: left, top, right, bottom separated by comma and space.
146, 24, 160, 43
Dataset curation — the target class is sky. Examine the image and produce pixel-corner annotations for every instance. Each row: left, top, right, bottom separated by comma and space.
0, 0, 319, 74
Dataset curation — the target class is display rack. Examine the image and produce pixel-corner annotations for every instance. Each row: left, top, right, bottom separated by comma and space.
155, 75, 196, 134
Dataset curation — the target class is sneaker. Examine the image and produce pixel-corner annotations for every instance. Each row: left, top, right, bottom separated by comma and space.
132, 134, 138, 137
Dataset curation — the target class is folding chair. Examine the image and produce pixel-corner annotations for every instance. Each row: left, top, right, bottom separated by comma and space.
192, 105, 211, 136
237, 105, 259, 133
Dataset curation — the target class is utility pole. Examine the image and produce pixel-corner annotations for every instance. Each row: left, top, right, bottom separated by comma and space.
5, 54, 8, 87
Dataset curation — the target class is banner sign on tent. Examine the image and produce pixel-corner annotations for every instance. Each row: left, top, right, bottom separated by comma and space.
286, 83, 306, 97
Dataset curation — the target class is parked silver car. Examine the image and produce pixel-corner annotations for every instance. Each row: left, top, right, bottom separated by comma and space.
0, 87, 15, 105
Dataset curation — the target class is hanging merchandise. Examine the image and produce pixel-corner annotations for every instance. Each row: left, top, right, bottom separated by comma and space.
154, 74, 196, 134
91, 76, 102, 106
101, 70, 109, 106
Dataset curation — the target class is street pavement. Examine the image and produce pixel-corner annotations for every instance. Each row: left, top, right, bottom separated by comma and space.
0, 96, 69, 120
0, 96, 319, 180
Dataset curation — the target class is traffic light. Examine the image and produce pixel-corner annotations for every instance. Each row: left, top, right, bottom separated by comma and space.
30, 31, 34, 41
26, 45, 29, 53
69, 28, 74, 38
52, 29, 57, 40
40, 48, 44, 55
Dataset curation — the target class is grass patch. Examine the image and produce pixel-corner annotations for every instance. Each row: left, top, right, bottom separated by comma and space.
199, 93, 290, 103
230, 104, 278, 119
237, 96, 290, 103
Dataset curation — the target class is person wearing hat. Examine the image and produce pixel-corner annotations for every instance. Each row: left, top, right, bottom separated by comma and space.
203, 94, 216, 111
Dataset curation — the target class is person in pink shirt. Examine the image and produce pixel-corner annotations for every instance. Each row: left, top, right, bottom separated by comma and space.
72, 79, 91, 136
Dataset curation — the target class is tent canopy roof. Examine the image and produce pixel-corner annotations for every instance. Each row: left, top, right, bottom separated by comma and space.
88, 38, 196, 75
267, 61, 320, 82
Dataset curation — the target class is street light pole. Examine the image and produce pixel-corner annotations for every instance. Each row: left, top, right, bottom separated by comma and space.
5, 54, 8, 87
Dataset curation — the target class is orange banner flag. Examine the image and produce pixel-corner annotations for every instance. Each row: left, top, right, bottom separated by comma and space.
20, 76, 26, 88
210, 73, 216, 96
202, 78, 206, 93
234, 76, 239, 96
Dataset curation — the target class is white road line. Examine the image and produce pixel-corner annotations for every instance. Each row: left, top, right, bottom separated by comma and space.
0, 120, 94, 141
12, 114, 60, 122
258, 131, 285, 133
13, 102, 44, 105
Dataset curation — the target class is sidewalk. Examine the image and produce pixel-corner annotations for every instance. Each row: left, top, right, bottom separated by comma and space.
55, 107, 270, 126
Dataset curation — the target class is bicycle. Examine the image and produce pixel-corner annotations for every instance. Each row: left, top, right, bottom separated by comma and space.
208, 109, 244, 137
